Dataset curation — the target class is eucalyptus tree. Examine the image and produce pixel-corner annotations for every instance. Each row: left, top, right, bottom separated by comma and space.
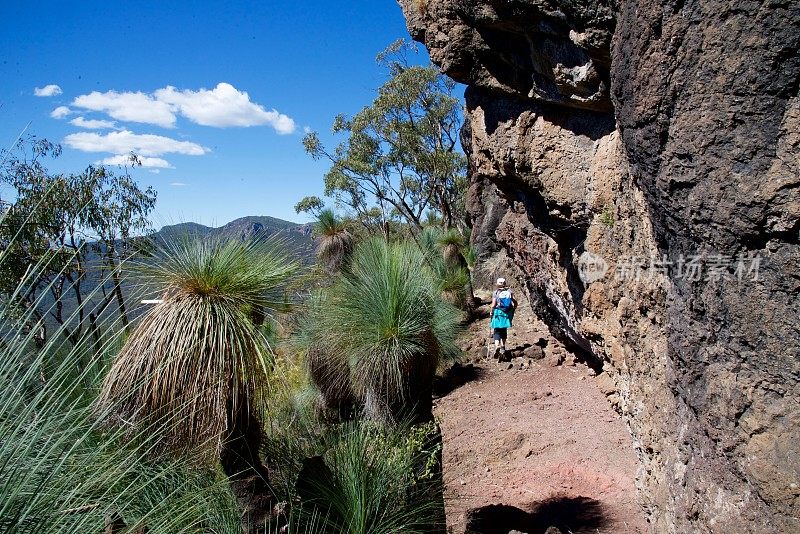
0, 139, 156, 346
299, 40, 467, 233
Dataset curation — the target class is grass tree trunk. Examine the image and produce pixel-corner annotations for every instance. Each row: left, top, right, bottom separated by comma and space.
220, 398, 276, 532
307, 344, 356, 422
363, 353, 447, 534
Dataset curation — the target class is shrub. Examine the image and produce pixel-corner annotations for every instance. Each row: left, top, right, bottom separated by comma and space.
0, 226, 241, 532
302, 237, 460, 424
263, 419, 444, 534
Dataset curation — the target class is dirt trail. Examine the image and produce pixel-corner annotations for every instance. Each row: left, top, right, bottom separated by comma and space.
434, 300, 648, 534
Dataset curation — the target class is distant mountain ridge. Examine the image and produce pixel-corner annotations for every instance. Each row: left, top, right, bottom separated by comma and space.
154, 216, 315, 261
32, 215, 316, 334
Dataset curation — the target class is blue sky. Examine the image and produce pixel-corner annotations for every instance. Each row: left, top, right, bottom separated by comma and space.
0, 1, 439, 228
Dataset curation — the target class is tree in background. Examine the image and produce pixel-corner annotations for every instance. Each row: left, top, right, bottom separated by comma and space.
298, 40, 467, 234
84, 157, 157, 333
314, 208, 355, 274
0, 140, 156, 346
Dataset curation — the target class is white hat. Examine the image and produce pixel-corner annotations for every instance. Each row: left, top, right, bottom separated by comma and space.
496, 277, 507, 287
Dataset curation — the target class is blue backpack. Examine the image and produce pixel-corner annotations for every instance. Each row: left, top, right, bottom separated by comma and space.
495, 290, 513, 313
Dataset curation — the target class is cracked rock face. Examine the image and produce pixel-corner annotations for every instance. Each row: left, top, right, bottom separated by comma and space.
404, 0, 615, 111
400, 0, 799, 532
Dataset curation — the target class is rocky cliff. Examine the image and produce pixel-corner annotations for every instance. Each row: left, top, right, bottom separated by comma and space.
400, 0, 799, 531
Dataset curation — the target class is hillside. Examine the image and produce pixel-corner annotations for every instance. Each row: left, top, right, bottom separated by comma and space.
40, 216, 315, 331
154, 216, 315, 260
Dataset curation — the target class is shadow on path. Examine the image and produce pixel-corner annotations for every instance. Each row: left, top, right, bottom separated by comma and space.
464, 495, 609, 534
434, 363, 486, 397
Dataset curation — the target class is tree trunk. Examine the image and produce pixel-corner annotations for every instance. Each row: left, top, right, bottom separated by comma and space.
219, 399, 276, 532
111, 267, 130, 334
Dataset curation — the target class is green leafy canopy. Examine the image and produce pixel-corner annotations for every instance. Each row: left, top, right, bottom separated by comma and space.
300, 40, 467, 233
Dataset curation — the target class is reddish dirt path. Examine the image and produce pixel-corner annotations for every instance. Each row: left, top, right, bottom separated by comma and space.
434, 303, 649, 533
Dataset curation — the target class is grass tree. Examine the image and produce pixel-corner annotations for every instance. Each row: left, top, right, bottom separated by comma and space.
298, 237, 457, 534
0, 224, 243, 532
416, 227, 474, 315
314, 209, 355, 274
95, 235, 297, 530
307, 237, 460, 425
437, 228, 475, 312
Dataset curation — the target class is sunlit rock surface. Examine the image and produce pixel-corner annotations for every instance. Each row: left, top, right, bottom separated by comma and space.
400, 0, 800, 531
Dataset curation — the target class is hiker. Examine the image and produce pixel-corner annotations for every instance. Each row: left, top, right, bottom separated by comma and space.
490, 277, 517, 358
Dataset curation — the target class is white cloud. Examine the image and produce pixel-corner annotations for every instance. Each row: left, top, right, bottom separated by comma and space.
69, 83, 295, 133
154, 83, 296, 133
72, 90, 176, 128
70, 117, 118, 129
34, 84, 63, 97
170, 182, 187, 186
97, 154, 173, 169
64, 130, 209, 157
50, 106, 72, 119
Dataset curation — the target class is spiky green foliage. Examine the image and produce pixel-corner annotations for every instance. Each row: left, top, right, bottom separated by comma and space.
300, 421, 444, 534
417, 227, 472, 311
263, 418, 444, 534
437, 228, 465, 266
436, 228, 464, 248
314, 209, 355, 273
96, 235, 298, 453
0, 228, 242, 532
304, 238, 460, 423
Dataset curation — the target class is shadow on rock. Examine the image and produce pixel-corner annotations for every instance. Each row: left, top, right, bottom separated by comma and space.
434, 362, 486, 397
464, 496, 608, 534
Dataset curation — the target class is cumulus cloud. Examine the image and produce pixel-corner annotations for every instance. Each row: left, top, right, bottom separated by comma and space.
34, 84, 63, 97
70, 117, 118, 129
97, 154, 174, 169
72, 90, 176, 128
64, 130, 209, 157
50, 106, 72, 119
68, 83, 295, 133
154, 83, 296, 132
